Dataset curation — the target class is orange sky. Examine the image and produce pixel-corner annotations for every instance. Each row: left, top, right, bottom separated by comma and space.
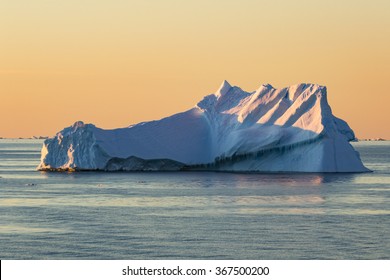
1, 0, 389, 139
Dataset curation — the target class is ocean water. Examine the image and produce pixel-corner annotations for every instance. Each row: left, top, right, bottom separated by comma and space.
0, 139, 389, 259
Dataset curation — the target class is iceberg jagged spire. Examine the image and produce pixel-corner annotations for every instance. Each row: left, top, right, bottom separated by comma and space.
215, 80, 232, 98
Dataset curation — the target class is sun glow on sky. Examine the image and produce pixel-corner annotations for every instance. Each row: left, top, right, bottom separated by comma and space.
1, 0, 389, 138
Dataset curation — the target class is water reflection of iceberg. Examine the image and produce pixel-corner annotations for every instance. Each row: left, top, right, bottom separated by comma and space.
227, 174, 317, 187
229, 173, 351, 187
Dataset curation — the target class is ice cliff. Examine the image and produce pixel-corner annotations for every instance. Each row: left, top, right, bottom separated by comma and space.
38, 81, 369, 172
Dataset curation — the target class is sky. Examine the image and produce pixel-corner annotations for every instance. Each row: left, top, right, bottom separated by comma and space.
1, 0, 389, 138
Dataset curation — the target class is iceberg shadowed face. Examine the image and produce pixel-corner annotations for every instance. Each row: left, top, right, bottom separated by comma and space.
38, 81, 369, 173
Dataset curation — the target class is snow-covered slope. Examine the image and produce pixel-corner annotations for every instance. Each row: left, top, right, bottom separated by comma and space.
38, 81, 369, 172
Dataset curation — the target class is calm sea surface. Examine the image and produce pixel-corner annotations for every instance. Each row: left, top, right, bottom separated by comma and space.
0, 139, 389, 259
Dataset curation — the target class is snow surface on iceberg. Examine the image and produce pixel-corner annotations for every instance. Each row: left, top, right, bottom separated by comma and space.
38, 81, 369, 172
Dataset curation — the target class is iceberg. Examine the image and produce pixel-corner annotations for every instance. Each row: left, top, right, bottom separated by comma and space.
38, 81, 369, 172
